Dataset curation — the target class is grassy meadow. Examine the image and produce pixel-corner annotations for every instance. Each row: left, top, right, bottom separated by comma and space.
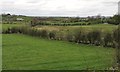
35, 24, 118, 38
35, 24, 118, 32
1, 12, 120, 71
2, 34, 115, 70
2, 23, 118, 32
2, 24, 28, 31
2, 23, 118, 70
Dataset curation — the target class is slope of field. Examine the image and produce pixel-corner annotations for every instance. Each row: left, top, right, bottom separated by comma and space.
2, 34, 115, 70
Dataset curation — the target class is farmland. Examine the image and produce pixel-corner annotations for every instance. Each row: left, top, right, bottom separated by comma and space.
2, 23, 118, 36
35, 24, 118, 33
2, 24, 28, 31
2, 34, 115, 70
1, 14, 120, 70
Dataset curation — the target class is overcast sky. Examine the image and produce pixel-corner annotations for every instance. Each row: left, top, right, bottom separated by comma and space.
0, 0, 120, 17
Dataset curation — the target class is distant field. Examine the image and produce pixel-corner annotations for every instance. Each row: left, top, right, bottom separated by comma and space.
36, 24, 118, 31
44, 21, 89, 25
2, 23, 118, 33
3, 34, 115, 70
2, 24, 28, 30
35, 24, 118, 34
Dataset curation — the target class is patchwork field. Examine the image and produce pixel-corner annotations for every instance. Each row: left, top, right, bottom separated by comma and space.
2, 34, 115, 70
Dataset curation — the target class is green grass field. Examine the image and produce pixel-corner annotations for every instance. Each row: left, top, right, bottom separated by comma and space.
2, 34, 115, 70
2, 23, 118, 33
2, 24, 28, 31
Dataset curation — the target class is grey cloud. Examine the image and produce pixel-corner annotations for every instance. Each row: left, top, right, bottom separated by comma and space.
26, 0, 43, 3
0, 0, 119, 16
102, 1, 118, 6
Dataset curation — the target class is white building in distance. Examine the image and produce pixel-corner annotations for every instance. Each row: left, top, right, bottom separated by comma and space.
118, 1, 120, 15
16, 18, 24, 21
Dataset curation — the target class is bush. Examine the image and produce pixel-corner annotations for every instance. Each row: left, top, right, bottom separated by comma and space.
66, 33, 74, 42
103, 33, 113, 47
2, 28, 11, 34
74, 31, 82, 43
90, 30, 101, 46
49, 31, 56, 40
20, 26, 31, 35
80, 34, 88, 44
87, 32, 93, 44
36, 30, 42, 37
41, 30, 48, 38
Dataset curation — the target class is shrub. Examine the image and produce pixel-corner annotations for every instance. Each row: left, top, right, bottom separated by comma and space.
55, 32, 65, 40
90, 30, 101, 46
103, 33, 113, 47
66, 33, 74, 42
80, 34, 88, 44
49, 31, 56, 40
20, 26, 31, 35
41, 30, 48, 38
11, 27, 22, 33
74, 31, 82, 43
36, 30, 42, 37
87, 32, 93, 44
3, 28, 11, 34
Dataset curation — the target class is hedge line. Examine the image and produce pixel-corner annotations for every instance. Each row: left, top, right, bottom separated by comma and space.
2, 26, 119, 48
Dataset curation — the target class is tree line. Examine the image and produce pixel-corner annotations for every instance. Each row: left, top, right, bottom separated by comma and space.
107, 15, 120, 25
30, 21, 91, 27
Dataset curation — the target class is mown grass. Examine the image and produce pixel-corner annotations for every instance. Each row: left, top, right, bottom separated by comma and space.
2, 34, 115, 70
